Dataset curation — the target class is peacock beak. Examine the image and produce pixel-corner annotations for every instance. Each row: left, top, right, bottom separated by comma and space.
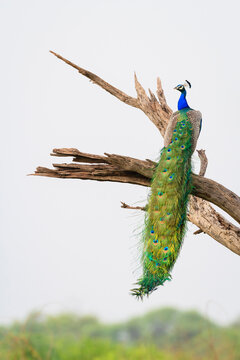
174, 86, 178, 90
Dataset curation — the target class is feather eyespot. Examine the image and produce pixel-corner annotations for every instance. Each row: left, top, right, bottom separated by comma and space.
167, 157, 171, 161
167, 148, 171, 152
169, 174, 174, 180
164, 247, 169, 253
181, 145, 185, 150
175, 137, 178, 141
158, 192, 163, 197
153, 239, 158, 244
156, 262, 160, 267
163, 169, 167, 173
163, 257, 167, 261
173, 130, 177, 133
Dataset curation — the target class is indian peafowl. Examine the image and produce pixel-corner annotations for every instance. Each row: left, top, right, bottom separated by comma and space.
132, 81, 202, 299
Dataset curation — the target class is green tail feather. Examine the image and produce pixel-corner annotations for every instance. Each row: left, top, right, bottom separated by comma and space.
132, 110, 193, 298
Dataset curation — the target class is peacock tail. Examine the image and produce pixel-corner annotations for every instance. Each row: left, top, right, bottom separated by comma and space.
131, 108, 194, 299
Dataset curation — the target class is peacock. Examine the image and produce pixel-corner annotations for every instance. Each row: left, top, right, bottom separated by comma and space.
132, 80, 202, 299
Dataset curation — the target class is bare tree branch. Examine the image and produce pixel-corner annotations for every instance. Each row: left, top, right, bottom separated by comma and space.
121, 202, 146, 211
193, 229, 204, 235
50, 51, 171, 135
197, 149, 208, 176
32, 148, 240, 224
134, 73, 171, 135
33, 53, 240, 256
188, 196, 240, 255
50, 51, 139, 108
156, 77, 172, 115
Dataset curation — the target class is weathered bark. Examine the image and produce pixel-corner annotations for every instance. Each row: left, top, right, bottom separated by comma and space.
33, 52, 240, 255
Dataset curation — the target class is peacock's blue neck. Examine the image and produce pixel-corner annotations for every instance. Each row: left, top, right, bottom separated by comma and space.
178, 91, 190, 110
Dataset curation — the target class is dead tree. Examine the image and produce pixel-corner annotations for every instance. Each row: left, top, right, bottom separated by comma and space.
32, 51, 240, 256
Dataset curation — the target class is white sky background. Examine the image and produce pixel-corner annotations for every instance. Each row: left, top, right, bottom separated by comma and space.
0, 0, 239, 325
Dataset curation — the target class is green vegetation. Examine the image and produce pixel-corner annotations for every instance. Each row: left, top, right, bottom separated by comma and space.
0, 307, 239, 359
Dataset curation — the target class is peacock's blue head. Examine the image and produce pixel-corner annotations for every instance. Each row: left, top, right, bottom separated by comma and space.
174, 80, 191, 110
174, 80, 191, 94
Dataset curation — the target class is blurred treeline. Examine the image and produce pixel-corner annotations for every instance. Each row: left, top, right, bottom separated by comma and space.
0, 307, 239, 359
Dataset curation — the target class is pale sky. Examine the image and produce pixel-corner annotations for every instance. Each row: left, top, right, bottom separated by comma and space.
1, 0, 240, 325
